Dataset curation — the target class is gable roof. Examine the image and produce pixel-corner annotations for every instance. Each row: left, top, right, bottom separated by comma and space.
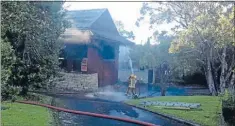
67, 9, 106, 29
64, 8, 134, 46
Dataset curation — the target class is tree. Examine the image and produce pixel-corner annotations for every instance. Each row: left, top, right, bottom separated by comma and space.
215, 10, 235, 94
115, 20, 135, 40
137, 2, 234, 95
129, 31, 174, 96
1, 1, 69, 96
1, 39, 17, 99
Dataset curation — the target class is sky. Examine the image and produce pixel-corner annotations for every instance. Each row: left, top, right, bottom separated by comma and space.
63, 2, 174, 44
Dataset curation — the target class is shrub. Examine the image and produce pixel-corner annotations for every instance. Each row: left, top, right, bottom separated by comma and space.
1, 1, 69, 97
1, 40, 18, 100
222, 89, 235, 126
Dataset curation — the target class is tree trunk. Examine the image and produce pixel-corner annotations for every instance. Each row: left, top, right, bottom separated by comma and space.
220, 74, 226, 94
206, 68, 217, 96
159, 65, 166, 96
205, 50, 217, 96
229, 72, 235, 102
213, 68, 219, 92
152, 68, 155, 84
230, 72, 235, 88
20, 86, 28, 96
161, 87, 166, 96
220, 46, 227, 94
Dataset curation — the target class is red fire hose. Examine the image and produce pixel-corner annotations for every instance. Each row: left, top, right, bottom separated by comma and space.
16, 100, 158, 126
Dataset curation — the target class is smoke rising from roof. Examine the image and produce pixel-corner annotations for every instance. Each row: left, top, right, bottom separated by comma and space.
60, 28, 92, 44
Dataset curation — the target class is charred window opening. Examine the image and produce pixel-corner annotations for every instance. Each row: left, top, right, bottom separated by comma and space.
102, 45, 115, 59
59, 44, 88, 72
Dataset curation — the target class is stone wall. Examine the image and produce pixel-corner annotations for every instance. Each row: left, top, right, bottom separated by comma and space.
55, 72, 98, 92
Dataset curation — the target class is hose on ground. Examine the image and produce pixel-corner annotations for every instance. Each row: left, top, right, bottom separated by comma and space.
16, 100, 158, 126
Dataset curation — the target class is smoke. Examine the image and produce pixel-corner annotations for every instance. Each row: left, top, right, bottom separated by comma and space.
119, 46, 132, 70
119, 46, 134, 74
61, 28, 92, 44
85, 85, 128, 102
119, 46, 130, 62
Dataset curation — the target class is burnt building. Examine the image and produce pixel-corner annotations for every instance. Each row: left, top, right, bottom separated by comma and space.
59, 9, 134, 87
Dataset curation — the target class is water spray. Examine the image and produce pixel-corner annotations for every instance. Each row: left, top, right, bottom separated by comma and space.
123, 46, 134, 74
128, 56, 134, 74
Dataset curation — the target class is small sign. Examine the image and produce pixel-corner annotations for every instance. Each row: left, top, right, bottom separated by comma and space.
81, 58, 88, 72
81, 58, 88, 65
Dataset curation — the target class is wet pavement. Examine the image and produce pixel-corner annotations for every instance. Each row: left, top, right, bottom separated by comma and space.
52, 84, 205, 126
54, 96, 187, 126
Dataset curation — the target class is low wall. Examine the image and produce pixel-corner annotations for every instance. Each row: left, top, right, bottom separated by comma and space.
55, 72, 98, 92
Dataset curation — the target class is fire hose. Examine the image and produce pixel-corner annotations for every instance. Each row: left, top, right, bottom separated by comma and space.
16, 100, 158, 126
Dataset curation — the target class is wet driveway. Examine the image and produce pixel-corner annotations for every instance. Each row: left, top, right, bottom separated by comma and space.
53, 95, 187, 126
50, 84, 207, 126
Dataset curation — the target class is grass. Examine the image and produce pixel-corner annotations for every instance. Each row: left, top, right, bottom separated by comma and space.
126, 96, 222, 126
1, 102, 52, 126
1, 93, 54, 126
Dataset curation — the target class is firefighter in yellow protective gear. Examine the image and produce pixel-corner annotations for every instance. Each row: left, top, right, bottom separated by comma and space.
125, 74, 137, 96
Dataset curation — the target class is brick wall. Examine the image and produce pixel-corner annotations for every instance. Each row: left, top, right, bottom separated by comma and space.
87, 47, 104, 86
87, 46, 119, 87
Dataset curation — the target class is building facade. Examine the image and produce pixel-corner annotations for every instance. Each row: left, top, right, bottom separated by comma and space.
59, 9, 134, 87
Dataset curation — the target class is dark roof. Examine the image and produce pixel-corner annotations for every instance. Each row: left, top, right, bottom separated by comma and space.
66, 9, 134, 46
91, 30, 134, 45
67, 9, 106, 29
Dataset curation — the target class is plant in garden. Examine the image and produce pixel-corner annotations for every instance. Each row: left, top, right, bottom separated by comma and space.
1, 39, 19, 100
137, 2, 235, 95
1, 1, 69, 97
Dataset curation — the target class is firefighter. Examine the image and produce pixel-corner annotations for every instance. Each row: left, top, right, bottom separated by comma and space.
125, 74, 137, 96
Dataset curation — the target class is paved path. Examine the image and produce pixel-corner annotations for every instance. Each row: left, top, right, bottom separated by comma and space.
51, 84, 207, 126
53, 96, 187, 126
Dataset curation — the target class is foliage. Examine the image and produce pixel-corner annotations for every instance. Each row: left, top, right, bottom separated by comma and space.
130, 38, 157, 69
1, 39, 19, 99
1, 40, 15, 83
130, 31, 173, 69
115, 20, 135, 40
129, 31, 175, 87
222, 92, 235, 126
126, 96, 221, 126
1, 1, 69, 96
137, 2, 235, 95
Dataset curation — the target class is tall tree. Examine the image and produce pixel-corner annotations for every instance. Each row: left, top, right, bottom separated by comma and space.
1, 39, 17, 99
129, 31, 174, 96
1, 1, 69, 96
137, 2, 234, 95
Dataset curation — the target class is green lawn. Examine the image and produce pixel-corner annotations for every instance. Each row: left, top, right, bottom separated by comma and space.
1, 94, 53, 126
126, 96, 222, 126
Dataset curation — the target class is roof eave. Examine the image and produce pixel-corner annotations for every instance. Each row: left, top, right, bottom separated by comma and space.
92, 35, 135, 46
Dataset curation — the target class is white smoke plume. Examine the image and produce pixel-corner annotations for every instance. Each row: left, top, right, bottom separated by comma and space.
60, 19, 92, 44
60, 28, 92, 44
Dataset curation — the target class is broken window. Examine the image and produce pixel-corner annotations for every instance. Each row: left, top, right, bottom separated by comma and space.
102, 45, 115, 59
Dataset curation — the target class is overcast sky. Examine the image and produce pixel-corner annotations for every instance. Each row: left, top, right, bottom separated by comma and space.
63, 2, 174, 44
